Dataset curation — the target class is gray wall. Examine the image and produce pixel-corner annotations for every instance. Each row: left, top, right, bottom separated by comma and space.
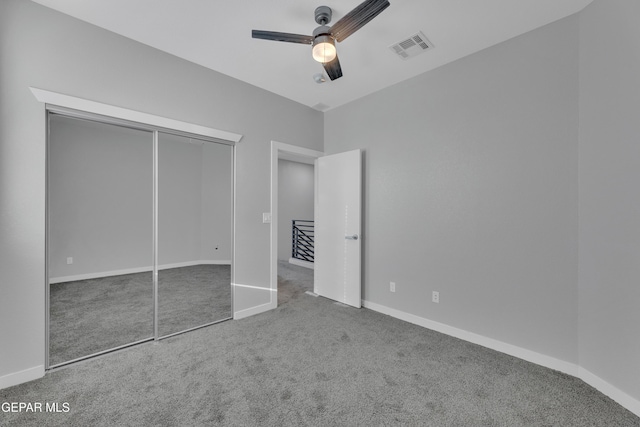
325, 16, 580, 363
158, 134, 233, 267
277, 160, 315, 261
578, 0, 640, 401
49, 115, 154, 279
201, 141, 233, 263
158, 134, 205, 266
0, 0, 322, 382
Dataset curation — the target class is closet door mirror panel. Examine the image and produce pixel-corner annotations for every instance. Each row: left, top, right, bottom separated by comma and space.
48, 115, 154, 366
157, 133, 233, 337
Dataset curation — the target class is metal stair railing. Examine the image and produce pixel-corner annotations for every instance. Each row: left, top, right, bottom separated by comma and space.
292, 220, 314, 263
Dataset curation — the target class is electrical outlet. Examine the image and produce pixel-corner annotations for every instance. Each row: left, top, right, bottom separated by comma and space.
262, 212, 272, 223
432, 291, 439, 303
390, 282, 396, 293
66, 257, 73, 265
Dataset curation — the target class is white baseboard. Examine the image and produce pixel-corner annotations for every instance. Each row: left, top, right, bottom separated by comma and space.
162, 260, 231, 268
362, 300, 578, 376
0, 365, 44, 390
50, 266, 150, 284
288, 258, 314, 270
49, 260, 231, 284
233, 301, 276, 320
579, 367, 640, 417
362, 299, 640, 418
232, 283, 277, 320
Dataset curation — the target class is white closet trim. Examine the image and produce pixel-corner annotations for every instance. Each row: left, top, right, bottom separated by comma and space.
29, 87, 243, 143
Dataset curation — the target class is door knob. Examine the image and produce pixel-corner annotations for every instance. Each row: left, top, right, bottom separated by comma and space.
345, 234, 359, 240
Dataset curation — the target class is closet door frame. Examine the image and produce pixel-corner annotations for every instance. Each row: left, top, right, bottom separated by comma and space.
45, 105, 236, 369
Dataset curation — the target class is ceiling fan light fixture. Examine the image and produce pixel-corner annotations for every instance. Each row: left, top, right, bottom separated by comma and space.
252, 0, 392, 80
312, 35, 336, 63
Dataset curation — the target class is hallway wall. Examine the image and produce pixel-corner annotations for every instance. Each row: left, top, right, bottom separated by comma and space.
277, 160, 315, 261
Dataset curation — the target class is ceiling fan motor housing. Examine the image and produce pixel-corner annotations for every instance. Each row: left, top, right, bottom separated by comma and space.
314, 6, 332, 25
312, 25, 332, 38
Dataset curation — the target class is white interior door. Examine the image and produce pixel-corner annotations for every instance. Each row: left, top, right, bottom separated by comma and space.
314, 149, 362, 308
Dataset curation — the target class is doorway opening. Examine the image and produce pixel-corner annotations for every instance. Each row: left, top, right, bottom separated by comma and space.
270, 141, 323, 306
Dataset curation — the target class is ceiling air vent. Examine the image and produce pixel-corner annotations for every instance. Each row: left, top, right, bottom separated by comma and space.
389, 31, 433, 60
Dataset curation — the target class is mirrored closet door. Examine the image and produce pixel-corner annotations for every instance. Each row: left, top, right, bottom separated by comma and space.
48, 114, 154, 366
48, 112, 234, 368
157, 133, 233, 337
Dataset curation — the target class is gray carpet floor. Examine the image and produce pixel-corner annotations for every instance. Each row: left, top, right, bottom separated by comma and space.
3, 262, 638, 426
277, 260, 314, 305
49, 265, 231, 366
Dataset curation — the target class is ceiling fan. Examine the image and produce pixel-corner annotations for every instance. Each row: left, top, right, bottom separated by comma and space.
252, 0, 391, 81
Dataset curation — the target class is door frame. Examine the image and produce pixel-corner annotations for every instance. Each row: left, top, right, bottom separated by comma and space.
270, 141, 324, 305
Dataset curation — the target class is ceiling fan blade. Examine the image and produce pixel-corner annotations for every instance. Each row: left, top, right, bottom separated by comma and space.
252, 30, 314, 45
323, 54, 343, 81
330, 0, 390, 43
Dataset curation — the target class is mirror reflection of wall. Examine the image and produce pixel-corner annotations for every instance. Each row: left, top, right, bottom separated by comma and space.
157, 133, 233, 337
48, 114, 154, 366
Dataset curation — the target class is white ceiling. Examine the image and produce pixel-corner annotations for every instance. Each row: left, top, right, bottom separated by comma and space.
32, 0, 593, 111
